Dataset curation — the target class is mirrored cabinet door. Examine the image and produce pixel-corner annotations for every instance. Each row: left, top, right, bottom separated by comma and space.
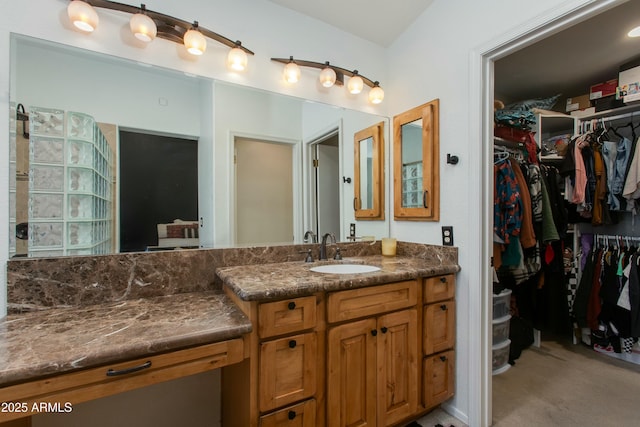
354, 121, 385, 220
393, 99, 440, 221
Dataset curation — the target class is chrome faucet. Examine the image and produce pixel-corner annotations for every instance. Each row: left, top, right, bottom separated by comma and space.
319, 232, 336, 260
304, 230, 317, 243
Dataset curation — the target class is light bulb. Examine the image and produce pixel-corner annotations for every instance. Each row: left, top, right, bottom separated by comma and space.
629, 26, 640, 37
67, 0, 99, 33
284, 58, 300, 83
227, 46, 248, 71
130, 8, 157, 42
348, 73, 364, 94
184, 22, 206, 55
319, 64, 336, 88
369, 84, 384, 104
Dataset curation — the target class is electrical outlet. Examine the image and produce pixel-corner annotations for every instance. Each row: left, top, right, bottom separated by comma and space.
442, 226, 454, 246
350, 223, 356, 239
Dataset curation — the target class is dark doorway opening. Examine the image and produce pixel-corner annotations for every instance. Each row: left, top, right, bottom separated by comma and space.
119, 130, 198, 252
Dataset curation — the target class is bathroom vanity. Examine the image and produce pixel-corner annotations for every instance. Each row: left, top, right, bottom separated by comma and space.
0, 241, 458, 426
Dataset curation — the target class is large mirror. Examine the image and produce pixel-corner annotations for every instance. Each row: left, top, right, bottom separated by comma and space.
8, 34, 390, 257
393, 99, 440, 221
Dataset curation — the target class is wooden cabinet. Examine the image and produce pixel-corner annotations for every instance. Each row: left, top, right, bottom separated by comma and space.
326, 282, 418, 427
393, 99, 440, 221
222, 274, 456, 427
422, 275, 456, 409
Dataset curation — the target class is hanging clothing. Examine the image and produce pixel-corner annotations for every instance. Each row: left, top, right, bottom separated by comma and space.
494, 159, 522, 245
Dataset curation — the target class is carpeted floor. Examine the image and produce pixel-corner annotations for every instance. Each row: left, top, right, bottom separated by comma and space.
408, 337, 640, 427
492, 338, 640, 426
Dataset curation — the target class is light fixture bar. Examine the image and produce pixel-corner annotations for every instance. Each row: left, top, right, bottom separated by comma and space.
271, 57, 378, 88
79, 0, 254, 55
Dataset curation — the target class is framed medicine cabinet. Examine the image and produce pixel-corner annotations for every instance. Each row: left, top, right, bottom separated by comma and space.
354, 121, 385, 220
393, 99, 440, 221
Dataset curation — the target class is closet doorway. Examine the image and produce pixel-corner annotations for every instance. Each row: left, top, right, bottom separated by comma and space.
485, 0, 640, 425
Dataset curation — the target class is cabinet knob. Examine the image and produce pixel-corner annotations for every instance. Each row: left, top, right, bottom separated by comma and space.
288, 411, 296, 420
380, 326, 388, 334
287, 301, 296, 310
440, 304, 447, 311
440, 277, 447, 283
371, 329, 378, 337
440, 355, 447, 362
288, 340, 297, 349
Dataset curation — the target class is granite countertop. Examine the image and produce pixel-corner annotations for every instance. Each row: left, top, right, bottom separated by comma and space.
217, 255, 461, 301
0, 291, 252, 387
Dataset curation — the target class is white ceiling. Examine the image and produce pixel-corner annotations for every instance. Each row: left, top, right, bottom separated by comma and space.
266, 0, 435, 47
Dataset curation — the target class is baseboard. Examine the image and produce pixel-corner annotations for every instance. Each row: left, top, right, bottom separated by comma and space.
441, 402, 469, 425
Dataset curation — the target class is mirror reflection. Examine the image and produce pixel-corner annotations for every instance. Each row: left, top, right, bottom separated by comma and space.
401, 119, 423, 208
359, 137, 373, 210
9, 34, 390, 257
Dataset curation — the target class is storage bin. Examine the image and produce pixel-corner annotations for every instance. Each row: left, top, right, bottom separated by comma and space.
492, 314, 511, 345
492, 339, 511, 372
492, 289, 512, 319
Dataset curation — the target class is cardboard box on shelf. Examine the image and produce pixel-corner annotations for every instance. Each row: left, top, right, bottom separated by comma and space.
589, 79, 618, 100
566, 94, 591, 112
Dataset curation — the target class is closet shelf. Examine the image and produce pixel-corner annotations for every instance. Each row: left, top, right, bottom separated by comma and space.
578, 102, 640, 121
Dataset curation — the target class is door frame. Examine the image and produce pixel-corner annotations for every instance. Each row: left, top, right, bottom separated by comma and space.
470, 0, 623, 425
229, 132, 302, 245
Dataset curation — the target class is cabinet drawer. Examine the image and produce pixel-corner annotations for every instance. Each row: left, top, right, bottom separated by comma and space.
423, 350, 455, 409
0, 339, 244, 422
258, 296, 317, 339
260, 399, 316, 427
424, 275, 455, 303
327, 281, 417, 323
259, 332, 317, 412
423, 301, 456, 355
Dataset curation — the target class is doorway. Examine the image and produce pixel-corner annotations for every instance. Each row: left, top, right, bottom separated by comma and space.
119, 130, 198, 252
234, 137, 295, 245
309, 130, 341, 240
478, 1, 629, 425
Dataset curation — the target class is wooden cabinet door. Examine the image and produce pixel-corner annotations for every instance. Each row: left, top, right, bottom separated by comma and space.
423, 301, 455, 355
423, 350, 455, 409
377, 309, 418, 426
327, 318, 377, 427
260, 332, 317, 412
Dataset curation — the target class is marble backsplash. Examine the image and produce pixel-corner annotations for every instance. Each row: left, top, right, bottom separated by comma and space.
6, 241, 458, 313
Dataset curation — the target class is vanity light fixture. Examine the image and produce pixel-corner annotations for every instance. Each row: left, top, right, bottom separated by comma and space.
129, 4, 156, 42
271, 57, 384, 104
65, 0, 254, 68
183, 21, 206, 55
67, 0, 99, 32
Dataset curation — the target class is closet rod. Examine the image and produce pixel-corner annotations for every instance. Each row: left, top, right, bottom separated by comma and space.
595, 234, 640, 241
593, 109, 640, 124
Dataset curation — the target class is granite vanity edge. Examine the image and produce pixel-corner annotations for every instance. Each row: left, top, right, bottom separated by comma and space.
0, 291, 252, 387
219, 262, 461, 302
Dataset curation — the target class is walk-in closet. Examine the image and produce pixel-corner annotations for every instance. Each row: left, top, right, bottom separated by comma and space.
491, 1, 640, 425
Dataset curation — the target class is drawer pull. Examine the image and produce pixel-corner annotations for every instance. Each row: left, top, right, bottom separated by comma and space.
440, 304, 448, 311
287, 301, 296, 310
440, 355, 447, 362
371, 329, 378, 337
288, 410, 297, 420
288, 339, 297, 349
440, 277, 447, 283
106, 360, 152, 377
380, 326, 388, 334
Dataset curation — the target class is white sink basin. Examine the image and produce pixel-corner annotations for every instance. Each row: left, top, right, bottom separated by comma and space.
309, 264, 381, 274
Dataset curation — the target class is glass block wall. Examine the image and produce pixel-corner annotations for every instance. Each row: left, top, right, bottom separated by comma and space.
27, 107, 113, 257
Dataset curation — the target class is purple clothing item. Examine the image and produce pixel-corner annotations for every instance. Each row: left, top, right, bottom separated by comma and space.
581, 233, 594, 271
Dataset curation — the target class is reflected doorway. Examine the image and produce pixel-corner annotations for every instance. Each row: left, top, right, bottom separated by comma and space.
234, 137, 294, 245
309, 131, 340, 240
119, 130, 198, 252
